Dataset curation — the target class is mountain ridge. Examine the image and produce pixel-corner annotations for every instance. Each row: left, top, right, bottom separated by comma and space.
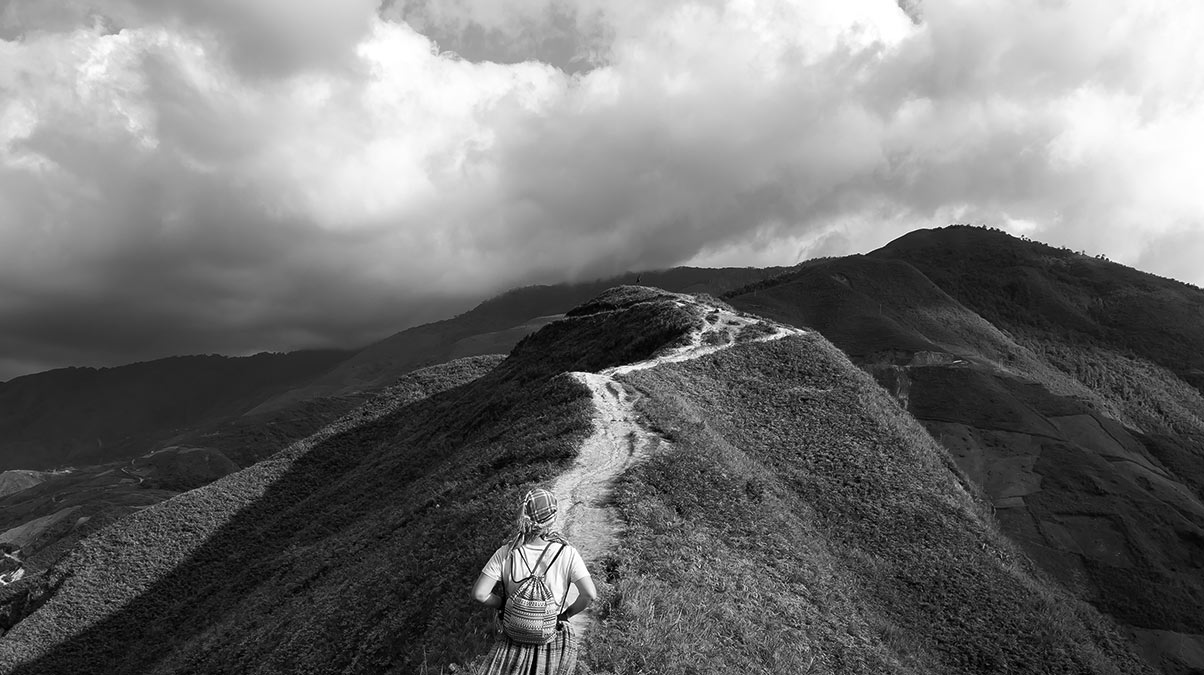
248, 265, 795, 414
0, 228, 1200, 672
0, 287, 1155, 674
0, 350, 352, 473
727, 226, 1204, 673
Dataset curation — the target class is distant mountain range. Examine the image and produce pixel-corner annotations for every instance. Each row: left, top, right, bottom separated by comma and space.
247, 265, 795, 414
0, 350, 352, 472
0, 226, 1200, 674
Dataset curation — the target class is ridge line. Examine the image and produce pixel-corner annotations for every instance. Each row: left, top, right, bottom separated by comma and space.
549, 298, 806, 638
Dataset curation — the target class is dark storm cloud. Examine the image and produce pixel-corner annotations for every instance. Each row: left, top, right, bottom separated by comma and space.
1, 0, 1202, 380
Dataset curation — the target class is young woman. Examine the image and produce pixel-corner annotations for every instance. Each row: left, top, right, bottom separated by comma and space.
472, 488, 598, 674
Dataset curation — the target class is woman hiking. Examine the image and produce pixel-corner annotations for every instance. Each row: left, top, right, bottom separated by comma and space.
472, 488, 597, 674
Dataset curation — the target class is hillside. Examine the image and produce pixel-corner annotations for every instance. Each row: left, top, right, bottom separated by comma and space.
0, 474, 48, 501
0, 371, 425, 592
0, 288, 1150, 674
0, 350, 352, 472
727, 229, 1204, 674
0, 266, 787, 618
872, 226, 1204, 431
249, 265, 793, 414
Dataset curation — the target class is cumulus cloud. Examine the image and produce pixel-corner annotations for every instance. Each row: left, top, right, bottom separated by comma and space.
0, 0, 1202, 380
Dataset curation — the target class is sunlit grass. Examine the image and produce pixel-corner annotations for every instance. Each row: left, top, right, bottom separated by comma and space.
583, 331, 1151, 674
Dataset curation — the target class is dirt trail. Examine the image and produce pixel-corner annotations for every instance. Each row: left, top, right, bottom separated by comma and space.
553, 373, 647, 566
550, 294, 805, 633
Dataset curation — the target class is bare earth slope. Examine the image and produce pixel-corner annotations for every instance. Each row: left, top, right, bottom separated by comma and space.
0, 287, 1153, 674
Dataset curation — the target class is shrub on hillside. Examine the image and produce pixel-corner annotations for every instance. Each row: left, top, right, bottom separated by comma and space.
564, 286, 672, 317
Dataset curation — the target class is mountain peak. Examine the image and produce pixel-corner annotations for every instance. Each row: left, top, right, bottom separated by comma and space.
4, 232, 1201, 673
0, 283, 1156, 674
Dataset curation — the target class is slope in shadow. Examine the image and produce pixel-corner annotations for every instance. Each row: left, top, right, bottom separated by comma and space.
2, 365, 508, 673
0, 350, 352, 472
0, 292, 700, 674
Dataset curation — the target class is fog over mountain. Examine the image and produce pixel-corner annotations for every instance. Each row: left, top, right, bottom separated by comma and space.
2, 0, 1202, 380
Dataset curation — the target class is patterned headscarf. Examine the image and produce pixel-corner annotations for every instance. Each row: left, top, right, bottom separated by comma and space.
523, 488, 558, 526
508, 488, 566, 552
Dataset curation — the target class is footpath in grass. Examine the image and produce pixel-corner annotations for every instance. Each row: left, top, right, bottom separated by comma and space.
0, 286, 1157, 675
550, 289, 805, 638
0, 290, 704, 675
575, 306, 1152, 674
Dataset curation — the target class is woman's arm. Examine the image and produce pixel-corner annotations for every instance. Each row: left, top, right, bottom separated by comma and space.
558, 575, 598, 621
471, 573, 504, 609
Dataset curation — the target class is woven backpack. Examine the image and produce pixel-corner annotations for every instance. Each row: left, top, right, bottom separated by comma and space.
501, 542, 567, 645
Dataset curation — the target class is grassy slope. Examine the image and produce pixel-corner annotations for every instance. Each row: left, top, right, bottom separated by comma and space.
0, 474, 46, 500
0, 355, 513, 671
0, 378, 405, 605
728, 238, 1204, 673
726, 255, 1107, 409
0, 350, 352, 472
253, 267, 792, 413
873, 228, 1204, 630
871, 225, 1204, 436
905, 366, 1204, 630
0, 297, 698, 675
585, 331, 1149, 674
0, 287, 1156, 674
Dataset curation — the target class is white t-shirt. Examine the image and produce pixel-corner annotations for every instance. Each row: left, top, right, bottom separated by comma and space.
481, 540, 590, 609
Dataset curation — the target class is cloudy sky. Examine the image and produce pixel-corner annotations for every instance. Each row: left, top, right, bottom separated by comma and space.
1, 0, 1202, 380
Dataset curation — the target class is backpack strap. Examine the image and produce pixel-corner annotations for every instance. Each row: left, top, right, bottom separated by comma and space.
503, 543, 572, 615
511, 541, 556, 583
545, 544, 569, 613
526, 542, 555, 575
545, 543, 566, 570
506, 548, 521, 584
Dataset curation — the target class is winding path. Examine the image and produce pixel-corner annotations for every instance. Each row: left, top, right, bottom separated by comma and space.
550, 294, 805, 634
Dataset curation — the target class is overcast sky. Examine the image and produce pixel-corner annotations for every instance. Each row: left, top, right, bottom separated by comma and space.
2, 0, 1202, 381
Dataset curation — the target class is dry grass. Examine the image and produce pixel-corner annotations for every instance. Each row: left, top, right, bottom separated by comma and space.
0, 294, 704, 675
0, 287, 1163, 674
582, 331, 1152, 674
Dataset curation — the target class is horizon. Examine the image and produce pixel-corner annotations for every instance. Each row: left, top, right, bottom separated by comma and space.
1, 224, 1192, 383
3, 1, 1203, 381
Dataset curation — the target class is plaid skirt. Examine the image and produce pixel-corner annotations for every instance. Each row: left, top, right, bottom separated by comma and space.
480, 621, 578, 675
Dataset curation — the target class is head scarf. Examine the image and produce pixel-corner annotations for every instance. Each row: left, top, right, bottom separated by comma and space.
508, 488, 566, 552
523, 488, 558, 526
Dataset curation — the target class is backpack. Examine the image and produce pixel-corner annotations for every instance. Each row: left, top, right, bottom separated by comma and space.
501, 542, 567, 645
